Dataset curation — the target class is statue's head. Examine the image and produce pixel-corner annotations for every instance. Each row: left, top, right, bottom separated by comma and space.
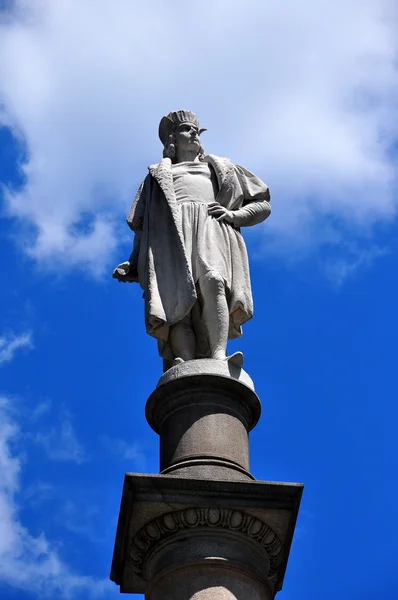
159, 110, 207, 163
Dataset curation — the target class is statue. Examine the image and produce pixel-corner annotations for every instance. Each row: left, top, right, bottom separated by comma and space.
113, 110, 271, 371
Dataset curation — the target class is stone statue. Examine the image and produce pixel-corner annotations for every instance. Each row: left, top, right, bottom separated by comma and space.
113, 110, 271, 371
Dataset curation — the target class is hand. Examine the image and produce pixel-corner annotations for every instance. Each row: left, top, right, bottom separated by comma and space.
207, 203, 234, 223
112, 261, 139, 283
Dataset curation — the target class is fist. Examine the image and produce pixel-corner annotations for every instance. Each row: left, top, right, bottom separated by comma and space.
112, 261, 138, 283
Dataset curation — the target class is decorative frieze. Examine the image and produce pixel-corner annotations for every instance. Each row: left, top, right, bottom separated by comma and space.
129, 507, 283, 579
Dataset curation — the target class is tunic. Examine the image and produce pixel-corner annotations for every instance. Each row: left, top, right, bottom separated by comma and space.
172, 161, 235, 293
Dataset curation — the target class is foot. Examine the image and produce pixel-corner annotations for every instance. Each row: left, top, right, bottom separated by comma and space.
226, 351, 244, 368
172, 357, 185, 366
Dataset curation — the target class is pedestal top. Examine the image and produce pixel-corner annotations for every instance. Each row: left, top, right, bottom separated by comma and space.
157, 359, 255, 391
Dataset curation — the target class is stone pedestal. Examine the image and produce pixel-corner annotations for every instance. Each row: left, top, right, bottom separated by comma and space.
111, 361, 303, 599
146, 360, 260, 481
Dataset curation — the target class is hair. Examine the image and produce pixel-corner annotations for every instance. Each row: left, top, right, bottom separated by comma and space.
162, 130, 205, 163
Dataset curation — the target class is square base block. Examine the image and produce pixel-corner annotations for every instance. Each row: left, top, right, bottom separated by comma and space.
111, 473, 303, 596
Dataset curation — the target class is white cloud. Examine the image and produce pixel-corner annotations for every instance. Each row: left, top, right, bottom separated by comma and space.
0, 331, 32, 365
0, 397, 111, 598
34, 413, 87, 464
0, 0, 397, 273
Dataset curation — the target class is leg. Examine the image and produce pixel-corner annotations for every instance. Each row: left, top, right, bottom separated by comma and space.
169, 313, 196, 361
198, 272, 229, 361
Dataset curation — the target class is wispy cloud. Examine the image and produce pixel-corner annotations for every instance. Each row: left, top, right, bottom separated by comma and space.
0, 331, 32, 365
34, 412, 87, 464
23, 481, 55, 508
0, 0, 397, 275
101, 434, 145, 468
325, 244, 387, 287
31, 398, 52, 421
0, 396, 111, 598
58, 500, 102, 543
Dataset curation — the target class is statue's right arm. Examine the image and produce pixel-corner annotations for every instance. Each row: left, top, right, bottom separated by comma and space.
112, 231, 142, 283
128, 230, 142, 274
113, 178, 147, 282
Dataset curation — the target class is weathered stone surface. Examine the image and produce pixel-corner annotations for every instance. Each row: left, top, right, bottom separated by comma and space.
109, 341, 303, 597
147, 562, 274, 599
146, 369, 260, 480
157, 358, 255, 391
110, 473, 303, 597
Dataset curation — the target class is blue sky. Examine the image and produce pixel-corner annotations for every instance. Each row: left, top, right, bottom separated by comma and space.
1, 1, 398, 599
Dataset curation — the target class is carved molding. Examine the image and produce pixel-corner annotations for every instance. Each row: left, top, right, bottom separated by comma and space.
129, 507, 283, 578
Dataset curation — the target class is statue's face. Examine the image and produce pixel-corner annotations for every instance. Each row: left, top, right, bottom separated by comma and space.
174, 123, 200, 155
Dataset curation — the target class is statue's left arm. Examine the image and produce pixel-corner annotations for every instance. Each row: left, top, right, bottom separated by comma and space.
231, 165, 271, 228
